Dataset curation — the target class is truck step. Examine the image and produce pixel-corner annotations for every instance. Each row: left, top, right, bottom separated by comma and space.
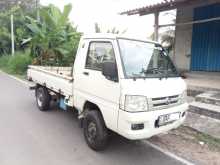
195, 91, 220, 106
189, 102, 220, 120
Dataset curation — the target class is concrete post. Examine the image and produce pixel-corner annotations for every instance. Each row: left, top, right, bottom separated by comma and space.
153, 12, 159, 68
36, 0, 40, 21
11, 14, 15, 56
154, 12, 159, 41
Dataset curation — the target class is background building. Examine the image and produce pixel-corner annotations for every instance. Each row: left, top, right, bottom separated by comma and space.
121, 0, 220, 72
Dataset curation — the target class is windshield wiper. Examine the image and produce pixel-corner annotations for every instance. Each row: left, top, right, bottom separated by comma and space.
148, 68, 174, 79
141, 68, 166, 80
144, 68, 163, 74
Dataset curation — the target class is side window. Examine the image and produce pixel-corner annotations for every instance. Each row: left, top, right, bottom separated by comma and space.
85, 42, 115, 70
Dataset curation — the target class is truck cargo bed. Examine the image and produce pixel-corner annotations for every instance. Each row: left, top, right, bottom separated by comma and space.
27, 65, 73, 96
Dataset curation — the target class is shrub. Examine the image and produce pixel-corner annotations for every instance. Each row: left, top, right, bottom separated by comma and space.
7, 52, 32, 74
0, 51, 32, 75
0, 55, 10, 70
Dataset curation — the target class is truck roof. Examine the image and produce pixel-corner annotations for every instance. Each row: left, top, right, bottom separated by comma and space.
82, 33, 160, 45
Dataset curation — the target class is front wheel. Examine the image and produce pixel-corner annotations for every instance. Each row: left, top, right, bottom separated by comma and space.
83, 110, 109, 151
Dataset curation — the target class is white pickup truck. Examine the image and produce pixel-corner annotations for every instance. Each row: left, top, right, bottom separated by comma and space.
27, 34, 188, 151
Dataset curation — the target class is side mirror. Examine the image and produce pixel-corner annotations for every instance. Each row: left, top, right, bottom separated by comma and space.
102, 62, 118, 82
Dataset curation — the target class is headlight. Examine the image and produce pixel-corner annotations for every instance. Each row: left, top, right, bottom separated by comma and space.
181, 90, 187, 103
125, 95, 148, 112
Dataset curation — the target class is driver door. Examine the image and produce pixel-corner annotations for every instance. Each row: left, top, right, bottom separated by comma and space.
78, 40, 120, 131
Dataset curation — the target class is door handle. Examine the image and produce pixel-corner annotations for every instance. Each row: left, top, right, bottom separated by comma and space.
83, 71, 89, 76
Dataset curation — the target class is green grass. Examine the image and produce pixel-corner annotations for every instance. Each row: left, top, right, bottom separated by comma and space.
195, 131, 220, 151
179, 126, 220, 152
0, 51, 32, 78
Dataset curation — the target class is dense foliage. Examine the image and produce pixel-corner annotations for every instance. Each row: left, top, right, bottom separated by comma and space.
161, 29, 175, 53
0, 6, 30, 54
0, 3, 81, 68
149, 29, 175, 54
0, 0, 38, 11
26, 4, 81, 66
0, 51, 32, 75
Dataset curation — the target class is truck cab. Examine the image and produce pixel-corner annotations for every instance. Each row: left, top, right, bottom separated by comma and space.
28, 34, 188, 151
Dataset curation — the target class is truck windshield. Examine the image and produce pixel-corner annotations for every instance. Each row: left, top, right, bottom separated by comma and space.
118, 39, 179, 79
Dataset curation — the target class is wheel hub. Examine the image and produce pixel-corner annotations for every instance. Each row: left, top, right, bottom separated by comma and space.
87, 122, 97, 142
37, 92, 43, 106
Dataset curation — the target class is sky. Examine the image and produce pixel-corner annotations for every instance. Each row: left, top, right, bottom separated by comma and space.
40, 0, 175, 38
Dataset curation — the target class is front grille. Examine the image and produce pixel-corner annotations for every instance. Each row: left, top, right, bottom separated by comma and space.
148, 95, 181, 110
153, 100, 178, 107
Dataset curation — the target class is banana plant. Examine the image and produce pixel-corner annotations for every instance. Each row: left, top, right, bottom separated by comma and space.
25, 4, 81, 66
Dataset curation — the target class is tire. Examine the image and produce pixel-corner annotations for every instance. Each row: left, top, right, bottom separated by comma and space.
83, 110, 108, 151
35, 87, 51, 111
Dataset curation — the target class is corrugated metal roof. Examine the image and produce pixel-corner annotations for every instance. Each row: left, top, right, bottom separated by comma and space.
120, 0, 191, 15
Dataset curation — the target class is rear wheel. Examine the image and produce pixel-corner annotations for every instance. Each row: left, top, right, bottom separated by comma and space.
83, 110, 108, 151
35, 87, 51, 111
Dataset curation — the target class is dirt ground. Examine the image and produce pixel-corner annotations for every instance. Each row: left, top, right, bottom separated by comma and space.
148, 126, 220, 165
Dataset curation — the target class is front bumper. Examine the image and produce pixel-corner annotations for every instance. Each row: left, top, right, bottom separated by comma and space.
117, 103, 188, 140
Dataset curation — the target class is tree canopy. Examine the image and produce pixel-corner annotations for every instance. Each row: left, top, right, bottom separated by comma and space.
0, 3, 81, 66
